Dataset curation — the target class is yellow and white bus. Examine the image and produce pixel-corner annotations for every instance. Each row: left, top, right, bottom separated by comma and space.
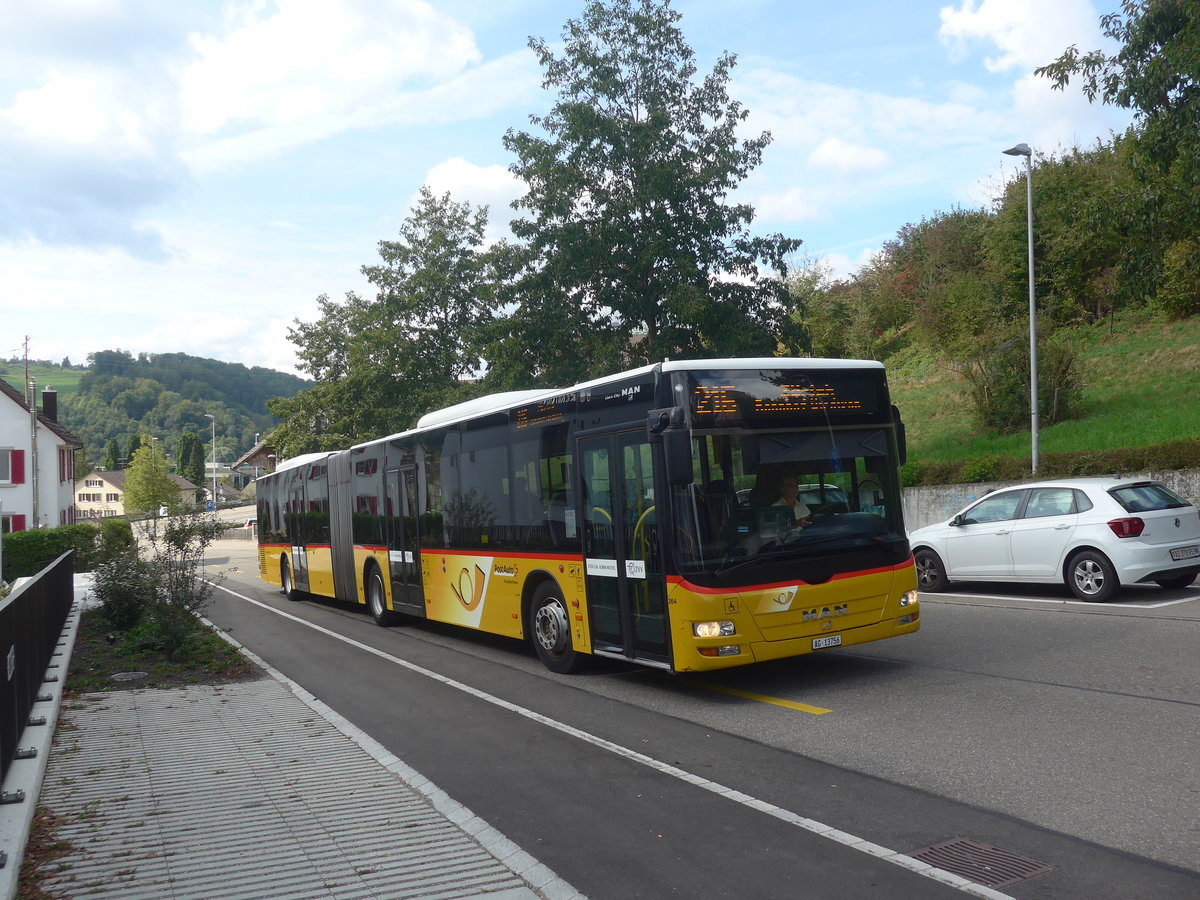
256, 358, 919, 673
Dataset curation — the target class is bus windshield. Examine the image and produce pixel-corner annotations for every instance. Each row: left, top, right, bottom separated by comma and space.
669, 428, 908, 587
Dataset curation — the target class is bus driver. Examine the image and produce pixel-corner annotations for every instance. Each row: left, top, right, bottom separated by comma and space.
773, 475, 812, 528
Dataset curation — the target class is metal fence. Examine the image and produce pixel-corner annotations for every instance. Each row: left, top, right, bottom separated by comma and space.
1, 552, 74, 784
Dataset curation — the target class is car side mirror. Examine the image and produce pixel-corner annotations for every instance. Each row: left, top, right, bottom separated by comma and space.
950, 514, 964, 527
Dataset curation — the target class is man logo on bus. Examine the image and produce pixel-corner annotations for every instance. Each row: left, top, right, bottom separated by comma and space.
802, 604, 849, 621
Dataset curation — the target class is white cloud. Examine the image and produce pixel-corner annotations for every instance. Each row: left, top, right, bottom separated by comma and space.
807, 138, 890, 174
181, 0, 481, 135
753, 186, 822, 224
937, 0, 1102, 73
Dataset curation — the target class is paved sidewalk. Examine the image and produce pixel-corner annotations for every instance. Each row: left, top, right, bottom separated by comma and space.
16, 585, 583, 900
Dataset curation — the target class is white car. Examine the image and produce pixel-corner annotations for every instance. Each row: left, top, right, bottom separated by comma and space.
909, 478, 1200, 601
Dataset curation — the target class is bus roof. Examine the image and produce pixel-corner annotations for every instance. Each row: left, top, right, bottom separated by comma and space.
351, 357, 886, 451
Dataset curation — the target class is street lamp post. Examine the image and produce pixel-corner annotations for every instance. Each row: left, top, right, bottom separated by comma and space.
1003, 142, 1038, 475
204, 413, 217, 510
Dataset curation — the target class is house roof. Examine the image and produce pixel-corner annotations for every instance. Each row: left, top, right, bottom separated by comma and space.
232, 439, 275, 472
0, 378, 84, 448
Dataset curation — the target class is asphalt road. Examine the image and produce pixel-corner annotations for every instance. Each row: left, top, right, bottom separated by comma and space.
202, 540, 1200, 899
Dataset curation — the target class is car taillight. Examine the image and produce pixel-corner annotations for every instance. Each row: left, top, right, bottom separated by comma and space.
1107, 517, 1145, 538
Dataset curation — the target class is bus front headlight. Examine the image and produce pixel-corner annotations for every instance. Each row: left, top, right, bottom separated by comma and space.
693, 620, 736, 638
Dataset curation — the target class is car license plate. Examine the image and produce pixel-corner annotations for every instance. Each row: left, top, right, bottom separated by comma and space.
812, 635, 842, 650
1170, 545, 1200, 561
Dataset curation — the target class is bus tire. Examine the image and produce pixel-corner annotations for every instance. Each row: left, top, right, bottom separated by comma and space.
281, 557, 299, 601
529, 581, 585, 674
914, 548, 948, 593
1067, 550, 1118, 602
366, 565, 395, 627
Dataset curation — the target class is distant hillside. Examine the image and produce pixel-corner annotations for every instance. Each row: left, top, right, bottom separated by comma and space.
1, 350, 312, 467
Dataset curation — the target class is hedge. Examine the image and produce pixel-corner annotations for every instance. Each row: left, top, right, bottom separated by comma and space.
1, 519, 135, 582
903, 438, 1200, 486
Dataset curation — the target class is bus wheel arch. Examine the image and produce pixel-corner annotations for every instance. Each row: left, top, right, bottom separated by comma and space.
525, 576, 585, 674
364, 560, 394, 626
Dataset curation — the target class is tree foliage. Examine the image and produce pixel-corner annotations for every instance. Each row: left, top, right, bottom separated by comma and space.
494, 0, 802, 386
1037, 0, 1200, 312
122, 436, 180, 515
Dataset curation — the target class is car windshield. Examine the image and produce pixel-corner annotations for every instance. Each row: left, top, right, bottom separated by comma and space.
668, 430, 909, 585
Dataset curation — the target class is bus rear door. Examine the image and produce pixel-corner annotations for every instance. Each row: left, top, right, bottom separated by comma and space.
578, 429, 671, 668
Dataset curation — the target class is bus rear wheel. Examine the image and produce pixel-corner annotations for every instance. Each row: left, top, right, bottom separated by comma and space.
281, 557, 299, 601
530, 582, 584, 674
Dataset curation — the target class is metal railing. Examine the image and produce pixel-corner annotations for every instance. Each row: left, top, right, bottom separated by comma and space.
1, 552, 74, 784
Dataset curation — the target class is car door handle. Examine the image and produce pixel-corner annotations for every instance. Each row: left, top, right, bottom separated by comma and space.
1054, 524, 1071, 530
995, 529, 1010, 535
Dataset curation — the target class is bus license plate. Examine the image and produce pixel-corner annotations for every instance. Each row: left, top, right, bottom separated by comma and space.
1170, 545, 1199, 560
812, 635, 842, 650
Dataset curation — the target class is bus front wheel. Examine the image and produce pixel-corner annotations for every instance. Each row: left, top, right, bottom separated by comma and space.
530, 582, 584, 674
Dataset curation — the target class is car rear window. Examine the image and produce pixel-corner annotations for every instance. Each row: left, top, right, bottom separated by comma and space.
1109, 483, 1191, 513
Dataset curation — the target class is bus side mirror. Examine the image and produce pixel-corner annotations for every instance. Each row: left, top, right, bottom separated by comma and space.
647, 407, 692, 485
663, 429, 693, 485
892, 404, 907, 467
647, 406, 684, 434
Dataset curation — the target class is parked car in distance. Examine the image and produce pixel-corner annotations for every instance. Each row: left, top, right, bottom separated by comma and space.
908, 478, 1200, 601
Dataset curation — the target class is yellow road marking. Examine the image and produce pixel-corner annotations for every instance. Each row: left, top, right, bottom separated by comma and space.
692, 681, 832, 715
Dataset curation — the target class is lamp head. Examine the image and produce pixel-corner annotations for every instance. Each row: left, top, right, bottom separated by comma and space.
1003, 143, 1032, 157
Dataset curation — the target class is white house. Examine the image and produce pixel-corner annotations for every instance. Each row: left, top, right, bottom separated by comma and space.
74, 469, 200, 519
0, 379, 83, 533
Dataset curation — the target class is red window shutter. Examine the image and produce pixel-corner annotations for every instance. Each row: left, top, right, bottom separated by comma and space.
11, 450, 25, 484
12, 514, 26, 532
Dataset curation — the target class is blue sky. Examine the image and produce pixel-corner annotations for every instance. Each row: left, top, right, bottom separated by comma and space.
1, 0, 1131, 376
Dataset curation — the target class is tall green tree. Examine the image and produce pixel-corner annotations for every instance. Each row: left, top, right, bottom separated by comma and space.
123, 437, 180, 516
126, 433, 142, 468
495, 0, 802, 386
103, 438, 121, 471
176, 432, 205, 488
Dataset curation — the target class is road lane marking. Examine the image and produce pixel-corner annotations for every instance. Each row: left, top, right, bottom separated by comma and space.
691, 680, 832, 714
213, 582, 1015, 900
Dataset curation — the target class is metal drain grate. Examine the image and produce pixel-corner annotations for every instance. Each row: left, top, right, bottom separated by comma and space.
909, 837, 1054, 888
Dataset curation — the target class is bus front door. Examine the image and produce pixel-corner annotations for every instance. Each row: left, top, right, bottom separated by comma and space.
385, 467, 425, 616
579, 430, 670, 667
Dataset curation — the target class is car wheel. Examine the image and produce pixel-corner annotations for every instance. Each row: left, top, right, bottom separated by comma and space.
914, 548, 949, 592
1067, 550, 1118, 602
281, 557, 298, 601
529, 581, 585, 674
366, 566, 394, 626
1154, 572, 1196, 590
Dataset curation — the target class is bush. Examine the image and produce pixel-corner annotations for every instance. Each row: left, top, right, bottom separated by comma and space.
92, 553, 155, 632
86, 512, 227, 660
958, 323, 1082, 433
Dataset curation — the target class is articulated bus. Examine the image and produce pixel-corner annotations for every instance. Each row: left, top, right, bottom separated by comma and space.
256, 358, 919, 673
